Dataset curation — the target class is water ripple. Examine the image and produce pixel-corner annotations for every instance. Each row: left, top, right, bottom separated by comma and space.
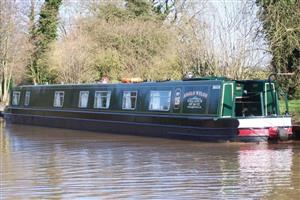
1, 124, 300, 199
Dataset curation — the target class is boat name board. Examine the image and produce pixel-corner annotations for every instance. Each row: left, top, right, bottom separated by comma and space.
183, 86, 209, 113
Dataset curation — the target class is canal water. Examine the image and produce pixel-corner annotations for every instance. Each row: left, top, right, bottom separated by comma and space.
1, 122, 300, 199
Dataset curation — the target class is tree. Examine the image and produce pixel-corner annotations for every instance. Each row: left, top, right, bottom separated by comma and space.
151, 0, 178, 21
48, 1, 182, 83
256, 0, 300, 98
48, 30, 98, 83
27, 0, 62, 84
126, 0, 153, 17
0, 0, 30, 105
199, 0, 271, 80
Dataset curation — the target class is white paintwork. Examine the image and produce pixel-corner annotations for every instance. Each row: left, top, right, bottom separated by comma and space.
238, 117, 292, 128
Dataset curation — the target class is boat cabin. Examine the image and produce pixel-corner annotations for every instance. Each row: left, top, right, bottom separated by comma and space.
10, 78, 280, 119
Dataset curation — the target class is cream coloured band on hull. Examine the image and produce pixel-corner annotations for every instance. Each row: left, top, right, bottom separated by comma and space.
238, 117, 292, 129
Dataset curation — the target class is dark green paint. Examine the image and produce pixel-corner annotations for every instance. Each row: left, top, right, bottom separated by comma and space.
10, 79, 285, 118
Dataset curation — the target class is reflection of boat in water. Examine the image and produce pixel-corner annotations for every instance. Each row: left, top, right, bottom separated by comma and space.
4, 77, 293, 142
239, 145, 293, 174
237, 145, 294, 198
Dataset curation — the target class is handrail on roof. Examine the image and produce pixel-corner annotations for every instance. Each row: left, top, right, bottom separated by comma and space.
182, 76, 230, 81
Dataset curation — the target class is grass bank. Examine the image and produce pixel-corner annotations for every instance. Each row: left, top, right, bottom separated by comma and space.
280, 99, 300, 124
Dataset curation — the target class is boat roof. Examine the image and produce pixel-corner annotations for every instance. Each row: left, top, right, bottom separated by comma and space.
14, 77, 271, 89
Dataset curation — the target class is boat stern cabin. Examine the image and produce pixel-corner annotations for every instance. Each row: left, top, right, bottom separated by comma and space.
233, 80, 293, 141
5, 77, 293, 142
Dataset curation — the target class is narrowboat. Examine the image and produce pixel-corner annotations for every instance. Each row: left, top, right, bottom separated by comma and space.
4, 77, 293, 142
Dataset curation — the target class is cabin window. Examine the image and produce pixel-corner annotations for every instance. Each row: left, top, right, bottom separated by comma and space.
12, 91, 20, 106
122, 91, 137, 110
24, 91, 31, 106
54, 91, 64, 107
149, 91, 171, 111
79, 91, 89, 108
94, 91, 111, 109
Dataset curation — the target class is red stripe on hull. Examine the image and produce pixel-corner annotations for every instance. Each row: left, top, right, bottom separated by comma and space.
239, 128, 269, 137
239, 127, 293, 140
